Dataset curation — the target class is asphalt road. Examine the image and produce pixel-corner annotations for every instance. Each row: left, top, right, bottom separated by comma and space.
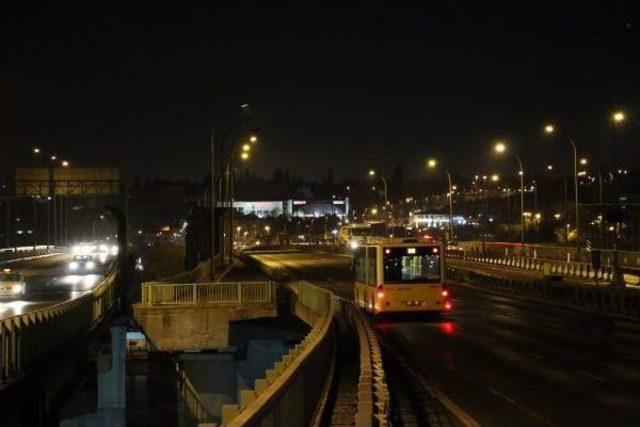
250, 250, 640, 426
0, 253, 113, 320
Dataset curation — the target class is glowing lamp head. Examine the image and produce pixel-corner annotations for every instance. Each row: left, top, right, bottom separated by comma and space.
544, 124, 555, 134
242, 144, 251, 152
33, 147, 41, 154
240, 152, 249, 161
368, 169, 376, 177
494, 142, 507, 154
491, 174, 499, 182
427, 158, 437, 168
249, 135, 258, 143
580, 158, 588, 166
612, 111, 625, 123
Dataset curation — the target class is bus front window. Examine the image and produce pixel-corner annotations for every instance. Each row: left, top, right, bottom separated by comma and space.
383, 247, 441, 284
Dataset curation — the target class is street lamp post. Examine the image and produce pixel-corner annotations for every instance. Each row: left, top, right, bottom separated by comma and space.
209, 103, 250, 278
611, 110, 626, 287
544, 124, 580, 246
426, 159, 454, 241
224, 137, 255, 265
495, 142, 525, 247
368, 169, 388, 206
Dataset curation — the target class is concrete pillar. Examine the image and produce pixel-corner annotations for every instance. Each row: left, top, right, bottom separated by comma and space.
98, 326, 126, 410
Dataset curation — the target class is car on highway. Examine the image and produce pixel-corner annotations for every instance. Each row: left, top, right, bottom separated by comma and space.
0, 269, 27, 298
69, 254, 96, 273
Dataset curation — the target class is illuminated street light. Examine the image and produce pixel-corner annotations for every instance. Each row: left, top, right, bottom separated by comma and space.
490, 174, 499, 182
249, 134, 258, 143
33, 147, 41, 154
50, 155, 57, 161
367, 169, 388, 205
543, 123, 580, 245
240, 152, 249, 160
547, 164, 553, 171
494, 140, 524, 246
264, 225, 271, 235
371, 208, 378, 215
426, 156, 454, 240
242, 143, 251, 152
612, 111, 625, 123
61, 160, 70, 167
544, 124, 555, 134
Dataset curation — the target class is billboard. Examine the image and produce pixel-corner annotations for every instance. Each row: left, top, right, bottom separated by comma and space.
15, 167, 120, 197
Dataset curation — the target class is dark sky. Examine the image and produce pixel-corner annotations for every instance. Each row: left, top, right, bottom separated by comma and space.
2, 2, 639, 182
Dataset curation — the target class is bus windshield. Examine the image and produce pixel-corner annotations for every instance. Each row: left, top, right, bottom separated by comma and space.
351, 228, 371, 236
383, 246, 441, 284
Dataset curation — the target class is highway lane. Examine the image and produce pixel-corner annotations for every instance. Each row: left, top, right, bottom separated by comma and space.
250, 250, 640, 426
0, 253, 113, 319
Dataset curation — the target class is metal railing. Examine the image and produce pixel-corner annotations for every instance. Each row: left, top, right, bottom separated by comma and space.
176, 364, 214, 424
141, 281, 275, 305
449, 251, 615, 283
0, 261, 118, 381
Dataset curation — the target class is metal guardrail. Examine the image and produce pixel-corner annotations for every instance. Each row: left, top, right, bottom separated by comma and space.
176, 364, 214, 424
449, 252, 616, 283
222, 280, 336, 426
141, 281, 275, 305
0, 261, 118, 381
447, 267, 640, 319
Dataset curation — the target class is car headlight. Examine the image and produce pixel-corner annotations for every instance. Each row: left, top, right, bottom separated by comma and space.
70, 262, 78, 270
86, 261, 95, 269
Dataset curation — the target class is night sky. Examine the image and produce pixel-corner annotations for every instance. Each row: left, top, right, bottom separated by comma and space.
2, 2, 638, 182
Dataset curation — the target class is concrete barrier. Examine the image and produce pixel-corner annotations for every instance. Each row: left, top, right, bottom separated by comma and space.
447, 267, 640, 320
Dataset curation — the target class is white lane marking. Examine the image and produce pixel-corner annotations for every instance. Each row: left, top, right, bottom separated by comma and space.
428, 385, 481, 427
578, 370, 607, 382
486, 386, 552, 426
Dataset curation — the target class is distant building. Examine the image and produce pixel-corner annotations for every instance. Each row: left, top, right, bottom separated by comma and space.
230, 199, 349, 219
410, 213, 466, 228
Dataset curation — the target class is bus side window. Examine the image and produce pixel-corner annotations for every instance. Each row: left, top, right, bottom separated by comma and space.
366, 247, 377, 285
354, 248, 366, 283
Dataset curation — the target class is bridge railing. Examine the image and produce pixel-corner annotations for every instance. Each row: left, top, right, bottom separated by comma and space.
447, 251, 619, 283
222, 280, 336, 427
0, 261, 118, 381
140, 281, 276, 305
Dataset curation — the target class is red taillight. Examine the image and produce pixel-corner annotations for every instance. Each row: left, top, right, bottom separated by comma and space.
376, 285, 384, 299
445, 301, 452, 310
441, 289, 449, 297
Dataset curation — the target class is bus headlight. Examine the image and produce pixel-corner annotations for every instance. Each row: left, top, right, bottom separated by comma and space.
86, 261, 95, 270
69, 262, 79, 270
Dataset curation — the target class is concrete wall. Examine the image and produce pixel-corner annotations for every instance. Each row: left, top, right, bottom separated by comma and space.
133, 303, 277, 351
